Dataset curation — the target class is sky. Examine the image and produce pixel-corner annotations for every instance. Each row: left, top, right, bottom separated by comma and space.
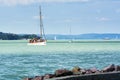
0, 0, 120, 34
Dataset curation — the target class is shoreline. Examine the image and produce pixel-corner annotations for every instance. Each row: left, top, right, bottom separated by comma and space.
24, 64, 120, 80
1, 39, 120, 43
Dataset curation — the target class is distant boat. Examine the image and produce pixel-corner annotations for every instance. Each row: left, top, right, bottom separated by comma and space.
28, 6, 46, 45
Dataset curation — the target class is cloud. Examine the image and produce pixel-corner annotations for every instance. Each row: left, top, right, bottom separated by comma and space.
0, 0, 90, 6
64, 19, 73, 22
33, 15, 40, 19
96, 17, 110, 21
33, 15, 45, 20
63, 18, 80, 23
0, 0, 34, 6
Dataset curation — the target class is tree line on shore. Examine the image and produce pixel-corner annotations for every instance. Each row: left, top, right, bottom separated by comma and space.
0, 32, 38, 40
1, 32, 120, 40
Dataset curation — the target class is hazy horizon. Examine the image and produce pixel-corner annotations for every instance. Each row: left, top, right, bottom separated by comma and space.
1, 31, 120, 35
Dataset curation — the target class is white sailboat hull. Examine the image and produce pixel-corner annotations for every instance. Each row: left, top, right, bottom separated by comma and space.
27, 41, 46, 46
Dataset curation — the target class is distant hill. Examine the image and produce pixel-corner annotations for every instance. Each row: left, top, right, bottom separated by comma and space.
45, 33, 120, 40
0, 32, 120, 40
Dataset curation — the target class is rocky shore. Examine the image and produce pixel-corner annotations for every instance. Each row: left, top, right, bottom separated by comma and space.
23, 64, 120, 80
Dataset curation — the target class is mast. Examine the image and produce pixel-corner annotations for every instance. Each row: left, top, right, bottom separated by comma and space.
39, 6, 43, 39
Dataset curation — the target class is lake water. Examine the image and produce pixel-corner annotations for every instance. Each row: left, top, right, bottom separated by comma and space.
0, 40, 120, 80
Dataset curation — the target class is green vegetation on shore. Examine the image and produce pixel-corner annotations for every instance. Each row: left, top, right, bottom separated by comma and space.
0, 32, 38, 40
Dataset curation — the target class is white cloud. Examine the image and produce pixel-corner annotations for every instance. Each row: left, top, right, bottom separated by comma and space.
33, 15, 45, 19
33, 16, 40, 19
64, 19, 73, 22
0, 0, 34, 6
96, 17, 110, 21
64, 18, 80, 23
0, 0, 89, 6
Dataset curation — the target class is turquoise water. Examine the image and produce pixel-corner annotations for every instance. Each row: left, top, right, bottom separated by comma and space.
0, 40, 120, 80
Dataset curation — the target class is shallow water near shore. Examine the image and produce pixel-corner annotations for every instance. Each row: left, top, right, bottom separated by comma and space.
0, 40, 120, 80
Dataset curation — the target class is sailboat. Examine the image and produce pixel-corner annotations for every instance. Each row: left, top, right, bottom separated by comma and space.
28, 6, 46, 45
